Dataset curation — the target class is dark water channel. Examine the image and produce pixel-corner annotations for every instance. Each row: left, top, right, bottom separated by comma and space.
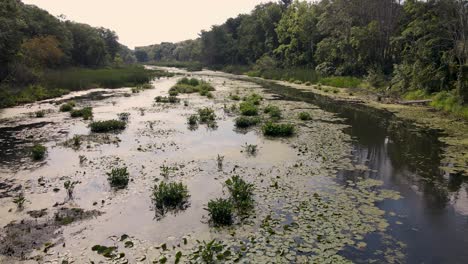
251, 78, 468, 263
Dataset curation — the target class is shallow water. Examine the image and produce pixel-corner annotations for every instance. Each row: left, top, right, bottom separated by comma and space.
0, 68, 466, 263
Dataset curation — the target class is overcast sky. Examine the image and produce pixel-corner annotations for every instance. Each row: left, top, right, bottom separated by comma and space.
22, 0, 271, 48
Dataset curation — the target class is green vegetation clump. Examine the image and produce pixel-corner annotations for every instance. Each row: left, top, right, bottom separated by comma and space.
198, 107, 216, 123
13, 193, 27, 209
0, 86, 69, 109
320, 76, 362, 88
35, 110, 45, 118
31, 144, 47, 160
59, 102, 75, 112
243, 93, 262, 105
229, 94, 241, 101
155, 96, 180, 103
107, 167, 129, 189
430, 91, 468, 119
239, 101, 258, 116
187, 114, 199, 126
206, 198, 233, 226
89, 120, 126, 133
235, 116, 260, 128
298, 112, 312, 120
225, 176, 254, 213
152, 182, 190, 213
242, 143, 258, 155
70, 107, 93, 120
264, 104, 281, 119
262, 122, 294, 137
189, 240, 233, 263
169, 77, 215, 97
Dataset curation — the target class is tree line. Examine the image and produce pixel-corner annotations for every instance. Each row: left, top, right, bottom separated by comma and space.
136, 0, 467, 103
0, 0, 136, 88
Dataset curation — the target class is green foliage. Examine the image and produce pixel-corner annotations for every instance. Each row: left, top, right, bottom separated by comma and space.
235, 116, 260, 128
206, 198, 233, 226
31, 144, 47, 160
187, 114, 199, 126
152, 182, 190, 213
430, 91, 468, 119
264, 104, 281, 119
107, 167, 129, 189
13, 193, 27, 209
243, 93, 262, 105
262, 122, 294, 137
229, 94, 241, 101
298, 112, 312, 121
404, 90, 430, 100
155, 96, 180, 103
169, 78, 215, 98
117, 112, 130, 122
225, 176, 254, 213
70, 107, 93, 120
59, 102, 75, 112
189, 240, 233, 263
198, 107, 216, 123
89, 120, 126, 133
35, 110, 45, 118
239, 101, 258, 116
319, 77, 363, 88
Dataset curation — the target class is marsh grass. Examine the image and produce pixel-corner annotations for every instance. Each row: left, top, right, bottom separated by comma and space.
31, 144, 47, 160
152, 182, 190, 215
72, 135, 81, 147
262, 122, 295, 137
59, 102, 75, 112
169, 77, 215, 98
117, 112, 130, 122
13, 193, 27, 210
70, 107, 93, 120
89, 120, 126, 133
107, 167, 130, 189
243, 93, 262, 105
242, 143, 258, 156
198, 107, 216, 123
187, 114, 199, 126
155, 96, 180, 103
206, 198, 233, 226
234, 116, 260, 128
35, 110, 45, 118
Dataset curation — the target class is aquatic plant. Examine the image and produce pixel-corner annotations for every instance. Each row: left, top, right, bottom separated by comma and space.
59, 102, 75, 112
35, 110, 45, 118
198, 107, 216, 123
242, 143, 258, 155
107, 167, 130, 189
225, 175, 254, 213
229, 94, 241, 101
72, 135, 81, 147
89, 120, 126, 133
169, 78, 215, 98
13, 192, 27, 209
264, 104, 281, 119
152, 182, 190, 214
239, 101, 258, 116
70, 107, 93, 120
234, 116, 260, 128
206, 198, 233, 226
31, 144, 47, 160
217, 154, 224, 171
262, 122, 294, 137
189, 240, 235, 263
243, 93, 262, 105
298, 112, 312, 121
154, 96, 180, 103
187, 114, 199, 126
64, 180, 80, 199
117, 112, 130, 122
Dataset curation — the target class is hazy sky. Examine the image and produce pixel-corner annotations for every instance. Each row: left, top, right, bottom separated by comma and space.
22, 0, 270, 48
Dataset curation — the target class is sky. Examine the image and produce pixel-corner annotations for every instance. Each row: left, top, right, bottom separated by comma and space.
22, 0, 270, 49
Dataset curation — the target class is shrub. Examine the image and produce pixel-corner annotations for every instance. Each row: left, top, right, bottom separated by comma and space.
72, 135, 81, 147
170, 78, 215, 98
234, 116, 260, 128
206, 198, 233, 226
229, 94, 241, 101
13, 193, 27, 209
242, 143, 257, 155
264, 104, 281, 119
198, 108, 216, 123
239, 101, 258, 116
107, 167, 129, 189
298, 112, 312, 121
225, 176, 254, 213
262, 122, 294, 137
152, 182, 190, 213
117, 112, 130, 122
90, 120, 126, 133
71, 107, 93, 120
154, 96, 180, 103
31, 144, 47, 160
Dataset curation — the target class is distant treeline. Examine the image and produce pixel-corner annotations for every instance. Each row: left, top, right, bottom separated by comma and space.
0, 0, 137, 89
136, 0, 467, 104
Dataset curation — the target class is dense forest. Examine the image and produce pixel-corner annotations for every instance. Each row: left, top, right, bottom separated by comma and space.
136, 0, 467, 114
0, 0, 156, 108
